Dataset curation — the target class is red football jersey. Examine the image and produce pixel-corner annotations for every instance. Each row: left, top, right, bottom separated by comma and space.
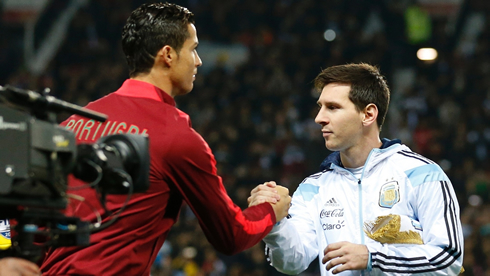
40, 80, 276, 275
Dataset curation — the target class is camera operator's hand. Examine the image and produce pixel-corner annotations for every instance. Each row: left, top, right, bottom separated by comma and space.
0, 257, 41, 276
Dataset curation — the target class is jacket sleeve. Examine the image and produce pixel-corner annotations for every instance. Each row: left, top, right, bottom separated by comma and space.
367, 164, 464, 275
263, 184, 319, 275
165, 128, 276, 255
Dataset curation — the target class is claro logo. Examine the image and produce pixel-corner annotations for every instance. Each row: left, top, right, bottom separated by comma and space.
322, 220, 345, 230
320, 208, 344, 218
0, 116, 27, 131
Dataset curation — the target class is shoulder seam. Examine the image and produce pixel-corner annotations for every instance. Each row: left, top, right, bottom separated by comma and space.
300, 170, 329, 184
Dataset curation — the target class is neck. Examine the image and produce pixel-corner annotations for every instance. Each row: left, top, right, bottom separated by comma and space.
340, 134, 382, 168
131, 68, 174, 98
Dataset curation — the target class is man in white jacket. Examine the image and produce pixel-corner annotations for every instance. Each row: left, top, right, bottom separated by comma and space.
249, 63, 463, 275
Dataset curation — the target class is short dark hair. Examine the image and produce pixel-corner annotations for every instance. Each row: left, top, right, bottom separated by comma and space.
121, 2, 195, 77
314, 63, 390, 131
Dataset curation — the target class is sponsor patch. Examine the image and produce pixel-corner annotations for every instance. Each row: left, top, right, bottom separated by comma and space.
320, 198, 345, 232
379, 181, 400, 208
324, 197, 340, 207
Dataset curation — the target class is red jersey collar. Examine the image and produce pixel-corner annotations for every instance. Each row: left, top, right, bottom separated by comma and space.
115, 79, 176, 106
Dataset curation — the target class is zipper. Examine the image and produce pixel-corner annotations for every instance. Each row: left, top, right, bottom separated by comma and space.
359, 149, 377, 245
358, 178, 364, 245
331, 163, 367, 245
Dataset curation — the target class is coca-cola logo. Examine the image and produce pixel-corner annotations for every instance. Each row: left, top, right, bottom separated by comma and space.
320, 208, 344, 218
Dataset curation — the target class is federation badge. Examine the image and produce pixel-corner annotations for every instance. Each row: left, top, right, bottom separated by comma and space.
379, 181, 400, 208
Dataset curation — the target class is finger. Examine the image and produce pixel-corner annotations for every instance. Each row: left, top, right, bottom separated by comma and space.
322, 248, 343, 264
264, 181, 277, 188
332, 265, 346, 275
326, 259, 336, 271
323, 241, 346, 255
251, 199, 267, 206
248, 198, 264, 206
258, 196, 276, 204
250, 186, 260, 195
325, 256, 343, 271
261, 183, 278, 193
331, 260, 351, 275
275, 186, 289, 196
259, 189, 281, 200
248, 195, 277, 207
323, 250, 343, 263
252, 184, 277, 196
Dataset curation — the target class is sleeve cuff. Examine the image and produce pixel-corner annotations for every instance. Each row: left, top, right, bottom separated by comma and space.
367, 252, 373, 272
264, 218, 287, 240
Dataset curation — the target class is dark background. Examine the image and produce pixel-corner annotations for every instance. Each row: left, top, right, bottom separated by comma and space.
1, 0, 489, 275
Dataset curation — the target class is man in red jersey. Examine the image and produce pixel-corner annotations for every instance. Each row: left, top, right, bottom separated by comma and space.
40, 2, 290, 275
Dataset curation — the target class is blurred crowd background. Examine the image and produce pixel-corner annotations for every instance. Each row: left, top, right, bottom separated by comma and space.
2, 0, 490, 275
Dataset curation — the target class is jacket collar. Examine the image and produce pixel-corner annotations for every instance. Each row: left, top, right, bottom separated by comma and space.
115, 79, 176, 106
319, 138, 401, 171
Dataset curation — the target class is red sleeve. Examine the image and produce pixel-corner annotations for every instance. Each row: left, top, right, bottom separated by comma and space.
166, 128, 276, 255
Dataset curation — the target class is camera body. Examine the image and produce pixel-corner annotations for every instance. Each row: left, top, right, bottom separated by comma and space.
0, 85, 150, 261
0, 104, 75, 209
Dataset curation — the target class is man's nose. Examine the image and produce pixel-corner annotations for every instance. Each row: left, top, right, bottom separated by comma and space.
315, 110, 326, 125
196, 53, 202, 67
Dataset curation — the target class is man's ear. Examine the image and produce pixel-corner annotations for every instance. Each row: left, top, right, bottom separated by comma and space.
362, 103, 378, 127
157, 45, 176, 68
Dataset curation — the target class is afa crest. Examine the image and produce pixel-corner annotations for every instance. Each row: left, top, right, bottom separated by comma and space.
379, 181, 400, 208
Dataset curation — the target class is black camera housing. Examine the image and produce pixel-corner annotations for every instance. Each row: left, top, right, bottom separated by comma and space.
0, 85, 150, 261
0, 104, 75, 209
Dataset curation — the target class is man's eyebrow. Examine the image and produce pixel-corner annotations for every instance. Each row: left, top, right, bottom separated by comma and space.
317, 100, 337, 106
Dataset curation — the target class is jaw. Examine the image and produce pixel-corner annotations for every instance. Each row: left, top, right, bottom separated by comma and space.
324, 138, 338, 152
325, 135, 349, 153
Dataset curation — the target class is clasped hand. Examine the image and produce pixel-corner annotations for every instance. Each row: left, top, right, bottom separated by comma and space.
248, 181, 291, 222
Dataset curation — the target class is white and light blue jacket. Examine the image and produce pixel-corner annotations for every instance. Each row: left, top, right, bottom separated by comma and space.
264, 139, 463, 275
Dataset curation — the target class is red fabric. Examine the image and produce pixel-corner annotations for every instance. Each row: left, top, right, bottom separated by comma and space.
40, 79, 276, 276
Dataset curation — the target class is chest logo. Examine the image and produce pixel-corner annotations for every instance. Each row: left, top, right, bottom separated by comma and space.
320, 198, 345, 231
379, 181, 400, 208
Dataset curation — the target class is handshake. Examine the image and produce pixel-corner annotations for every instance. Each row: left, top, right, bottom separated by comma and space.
248, 181, 291, 222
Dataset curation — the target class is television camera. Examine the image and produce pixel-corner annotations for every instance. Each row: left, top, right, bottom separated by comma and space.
0, 85, 150, 262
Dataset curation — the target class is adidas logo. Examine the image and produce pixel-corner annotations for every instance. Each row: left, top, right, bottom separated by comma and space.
324, 198, 340, 207
326, 198, 337, 204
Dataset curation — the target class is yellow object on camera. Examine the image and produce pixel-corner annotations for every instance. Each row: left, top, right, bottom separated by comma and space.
0, 219, 11, 250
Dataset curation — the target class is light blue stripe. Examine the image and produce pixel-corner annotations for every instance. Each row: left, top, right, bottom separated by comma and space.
295, 183, 319, 202
358, 182, 364, 244
405, 164, 449, 187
